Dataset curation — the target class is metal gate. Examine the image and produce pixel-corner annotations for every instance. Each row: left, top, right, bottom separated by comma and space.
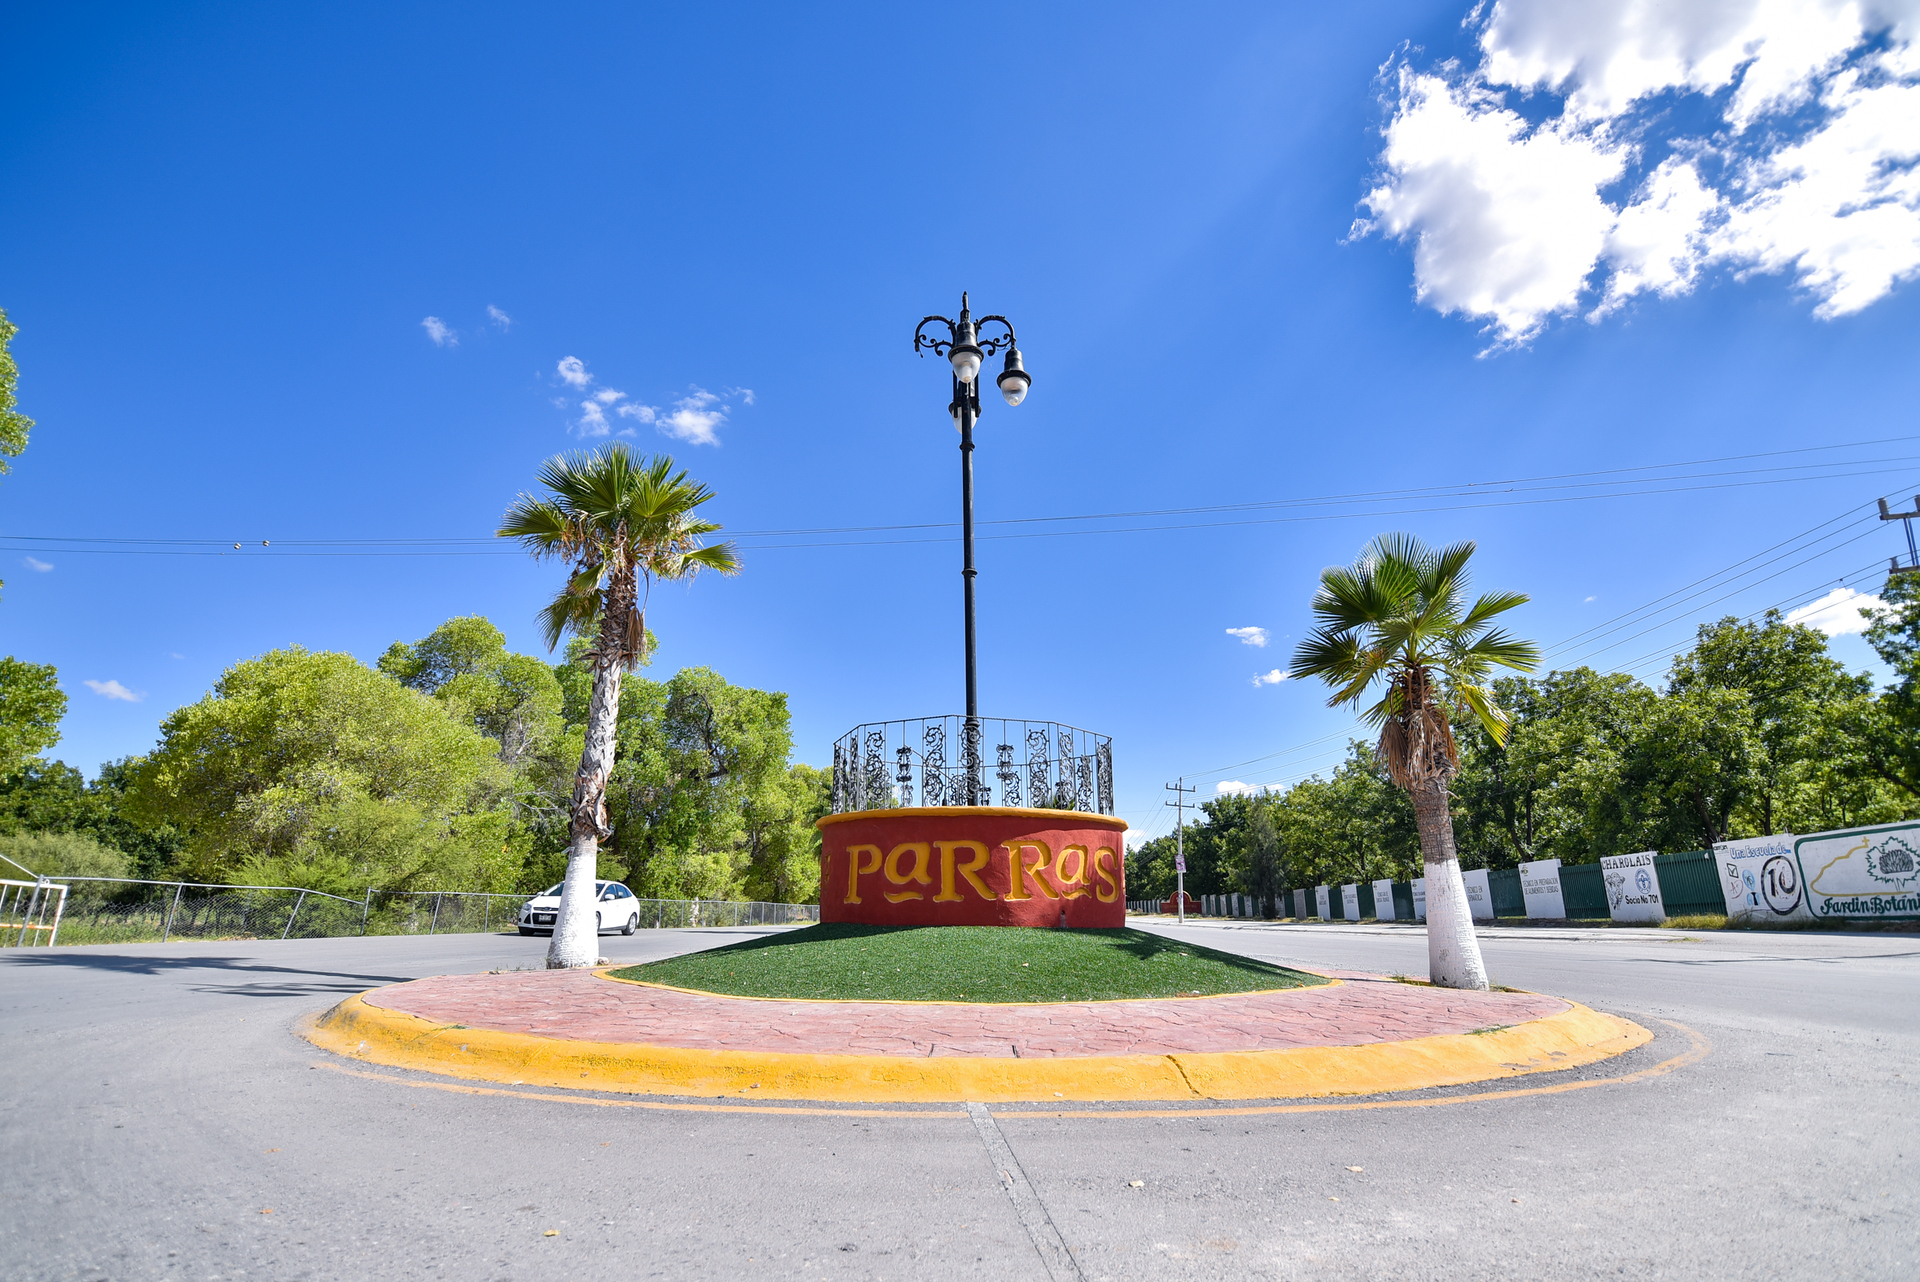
0, 879, 68, 947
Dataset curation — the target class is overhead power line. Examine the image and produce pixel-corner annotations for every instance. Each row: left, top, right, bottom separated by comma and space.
2, 437, 1913, 556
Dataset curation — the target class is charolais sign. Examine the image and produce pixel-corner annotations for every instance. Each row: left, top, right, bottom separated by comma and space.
818, 807, 1126, 927
1794, 821, 1920, 922
1714, 834, 1808, 925
1602, 851, 1665, 924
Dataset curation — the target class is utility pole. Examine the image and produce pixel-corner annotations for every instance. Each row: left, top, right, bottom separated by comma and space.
1881, 495, 1920, 577
1165, 779, 1196, 924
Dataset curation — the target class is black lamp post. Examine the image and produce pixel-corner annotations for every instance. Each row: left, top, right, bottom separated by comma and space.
914, 293, 1031, 801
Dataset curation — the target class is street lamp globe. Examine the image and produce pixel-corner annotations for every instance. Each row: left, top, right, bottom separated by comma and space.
949, 342, 984, 384
996, 348, 1030, 406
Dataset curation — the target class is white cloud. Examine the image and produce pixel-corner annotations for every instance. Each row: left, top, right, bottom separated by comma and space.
576, 401, 612, 437
1361, 1, 1920, 344
1785, 585, 1887, 634
1216, 780, 1258, 796
22, 557, 51, 572
1252, 669, 1291, 686
552, 366, 747, 444
421, 316, 456, 347
655, 387, 729, 446
487, 304, 511, 329
83, 679, 142, 702
1226, 626, 1270, 647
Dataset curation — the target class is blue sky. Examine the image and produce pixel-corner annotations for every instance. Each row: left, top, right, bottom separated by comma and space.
3, 2, 1918, 846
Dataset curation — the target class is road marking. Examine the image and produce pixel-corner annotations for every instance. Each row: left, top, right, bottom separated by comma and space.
967, 1102, 1085, 1281
307, 1018, 1706, 1120
308, 1061, 966, 1117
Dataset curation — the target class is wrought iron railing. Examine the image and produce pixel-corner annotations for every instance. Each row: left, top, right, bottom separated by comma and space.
830, 716, 1114, 815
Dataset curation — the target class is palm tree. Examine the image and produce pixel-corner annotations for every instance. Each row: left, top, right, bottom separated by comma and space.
499, 446, 740, 968
1289, 534, 1537, 990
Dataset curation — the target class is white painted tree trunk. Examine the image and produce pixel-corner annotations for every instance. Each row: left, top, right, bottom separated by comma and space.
547, 651, 626, 970
1412, 779, 1489, 991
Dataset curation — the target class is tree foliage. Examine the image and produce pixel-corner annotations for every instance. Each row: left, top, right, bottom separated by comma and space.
0, 306, 30, 476
0, 658, 65, 777
125, 647, 511, 889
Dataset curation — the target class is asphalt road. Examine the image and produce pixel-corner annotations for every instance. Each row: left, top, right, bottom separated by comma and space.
3, 920, 1915, 1281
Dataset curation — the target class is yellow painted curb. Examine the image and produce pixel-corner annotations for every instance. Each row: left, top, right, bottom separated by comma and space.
596, 968, 1341, 1005
303, 990, 1651, 1104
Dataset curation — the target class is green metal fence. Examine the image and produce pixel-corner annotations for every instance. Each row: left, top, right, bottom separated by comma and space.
1489, 868, 1526, 917
1654, 850, 1724, 915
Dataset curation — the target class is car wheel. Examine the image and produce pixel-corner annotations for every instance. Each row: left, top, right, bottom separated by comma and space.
622, 913, 637, 936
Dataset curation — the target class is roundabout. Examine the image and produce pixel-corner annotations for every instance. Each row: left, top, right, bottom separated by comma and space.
304, 925, 1650, 1104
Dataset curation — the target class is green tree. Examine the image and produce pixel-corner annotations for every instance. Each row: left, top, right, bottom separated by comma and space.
0, 757, 181, 878
0, 830, 128, 880
0, 658, 65, 777
381, 616, 564, 767
125, 647, 510, 889
1271, 743, 1420, 886
0, 307, 29, 475
499, 447, 740, 967
1668, 614, 1878, 834
1855, 575, 1920, 801
599, 667, 793, 899
1243, 797, 1286, 918
1452, 668, 1654, 867
741, 762, 830, 904
1290, 534, 1538, 990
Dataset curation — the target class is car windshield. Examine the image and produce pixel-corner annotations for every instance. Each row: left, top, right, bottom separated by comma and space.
542, 882, 610, 897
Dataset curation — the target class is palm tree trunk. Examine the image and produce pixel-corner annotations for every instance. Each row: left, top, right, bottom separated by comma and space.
1410, 777, 1489, 991
547, 637, 626, 969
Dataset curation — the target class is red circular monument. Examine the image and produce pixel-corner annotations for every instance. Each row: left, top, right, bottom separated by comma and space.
821, 717, 1124, 929
819, 806, 1127, 928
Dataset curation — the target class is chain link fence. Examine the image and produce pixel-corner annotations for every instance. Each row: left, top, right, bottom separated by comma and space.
31, 877, 817, 946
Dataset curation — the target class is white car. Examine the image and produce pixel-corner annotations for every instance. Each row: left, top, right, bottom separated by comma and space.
517, 881, 642, 936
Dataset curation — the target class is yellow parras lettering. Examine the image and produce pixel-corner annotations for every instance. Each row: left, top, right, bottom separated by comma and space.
1003, 840, 1061, 901
1054, 845, 1091, 899
934, 840, 995, 902
884, 842, 934, 902
843, 844, 883, 904
1093, 847, 1120, 903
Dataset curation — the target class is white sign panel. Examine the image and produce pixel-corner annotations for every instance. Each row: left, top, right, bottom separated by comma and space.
1602, 851, 1665, 923
1794, 822, 1920, 921
1519, 859, 1566, 919
1372, 878, 1397, 921
1315, 885, 1331, 919
1411, 877, 1427, 922
1714, 834, 1807, 925
1460, 868, 1495, 921
1341, 883, 1360, 920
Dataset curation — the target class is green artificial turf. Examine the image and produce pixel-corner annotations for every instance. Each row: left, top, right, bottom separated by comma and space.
610, 923, 1328, 1003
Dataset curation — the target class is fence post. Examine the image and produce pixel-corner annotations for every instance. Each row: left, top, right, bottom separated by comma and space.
161, 882, 184, 943
484, 895, 491, 933
429, 892, 442, 935
360, 886, 372, 936
282, 889, 308, 940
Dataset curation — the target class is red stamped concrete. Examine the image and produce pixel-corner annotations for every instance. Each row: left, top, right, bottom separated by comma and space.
365, 970, 1568, 1060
